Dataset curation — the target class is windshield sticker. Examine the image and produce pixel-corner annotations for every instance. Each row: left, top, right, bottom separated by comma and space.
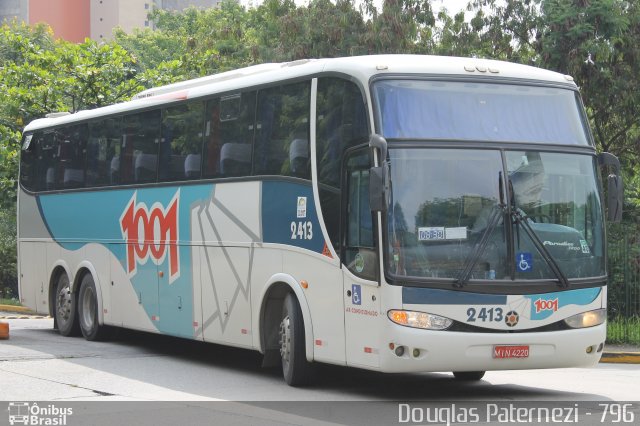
516, 252, 533, 272
543, 240, 580, 251
296, 196, 307, 218
354, 253, 365, 273
580, 239, 591, 254
445, 227, 467, 240
418, 226, 467, 241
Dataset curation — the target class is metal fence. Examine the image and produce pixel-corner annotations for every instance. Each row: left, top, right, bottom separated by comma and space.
607, 224, 640, 344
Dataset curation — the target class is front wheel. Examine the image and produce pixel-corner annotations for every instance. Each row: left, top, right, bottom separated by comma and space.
78, 274, 111, 341
453, 371, 485, 381
279, 293, 314, 386
54, 273, 80, 337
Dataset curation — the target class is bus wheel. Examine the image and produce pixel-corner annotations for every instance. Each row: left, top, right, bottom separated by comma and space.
54, 273, 80, 337
78, 274, 110, 341
453, 371, 485, 381
279, 293, 314, 386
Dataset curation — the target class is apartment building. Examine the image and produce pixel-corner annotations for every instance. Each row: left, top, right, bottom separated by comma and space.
0, 0, 224, 42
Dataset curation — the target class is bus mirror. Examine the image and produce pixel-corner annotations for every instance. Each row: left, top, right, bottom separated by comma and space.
369, 134, 390, 212
370, 163, 389, 212
369, 134, 388, 165
598, 152, 623, 223
607, 174, 623, 223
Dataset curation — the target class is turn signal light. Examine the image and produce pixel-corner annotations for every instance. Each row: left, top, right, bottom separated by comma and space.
387, 310, 453, 330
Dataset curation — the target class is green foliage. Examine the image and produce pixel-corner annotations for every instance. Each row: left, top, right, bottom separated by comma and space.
0, 205, 17, 295
607, 317, 640, 345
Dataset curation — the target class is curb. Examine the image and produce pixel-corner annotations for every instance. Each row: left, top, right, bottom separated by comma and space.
600, 352, 640, 364
0, 304, 34, 314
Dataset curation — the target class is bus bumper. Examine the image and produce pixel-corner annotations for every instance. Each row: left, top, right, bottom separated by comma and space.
378, 322, 606, 373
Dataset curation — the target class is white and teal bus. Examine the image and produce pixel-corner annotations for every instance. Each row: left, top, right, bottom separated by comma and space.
18, 55, 623, 385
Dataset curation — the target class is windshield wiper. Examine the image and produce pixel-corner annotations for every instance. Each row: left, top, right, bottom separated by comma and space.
511, 208, 570, 289
454, 203, 505, 288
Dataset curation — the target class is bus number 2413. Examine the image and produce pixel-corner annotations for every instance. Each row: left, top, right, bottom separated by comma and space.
467, 307, 504, 322
291, 221, 313, 240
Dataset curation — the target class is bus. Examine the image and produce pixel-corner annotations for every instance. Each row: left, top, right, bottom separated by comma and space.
18, 55, 623, 386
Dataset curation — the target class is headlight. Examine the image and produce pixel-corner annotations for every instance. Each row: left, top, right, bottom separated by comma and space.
388, 310, 453, 330
564, 309, 606, 329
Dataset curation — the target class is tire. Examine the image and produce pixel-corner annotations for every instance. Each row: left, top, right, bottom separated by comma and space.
78, 274, 110, 341
54, 273, 80, 337
279, 293, 314, 386
453, 371, 485, 381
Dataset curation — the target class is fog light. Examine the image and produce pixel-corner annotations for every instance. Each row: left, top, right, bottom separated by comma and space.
586, 346, 593, 354
413, 348, 420, 358
395, 346, 405, 357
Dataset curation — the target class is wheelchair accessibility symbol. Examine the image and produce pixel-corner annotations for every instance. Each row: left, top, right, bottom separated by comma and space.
517, 252, 533, 272
352, 284, 362, 305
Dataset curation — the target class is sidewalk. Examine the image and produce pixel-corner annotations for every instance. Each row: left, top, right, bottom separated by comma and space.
1, 303, 639, 363
600, 343, 640, 365
0, 304, 50, 319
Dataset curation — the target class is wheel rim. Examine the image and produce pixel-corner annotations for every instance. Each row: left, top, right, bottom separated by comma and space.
56, 278, 72, 325
279, 315, 291, 367
81, 285, 95, 332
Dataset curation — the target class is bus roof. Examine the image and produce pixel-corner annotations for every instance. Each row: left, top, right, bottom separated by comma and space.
23, 54, 576, 132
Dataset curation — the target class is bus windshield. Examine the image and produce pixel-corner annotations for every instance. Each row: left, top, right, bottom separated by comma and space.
386, 149, 605, 283
374, 80, 590, 145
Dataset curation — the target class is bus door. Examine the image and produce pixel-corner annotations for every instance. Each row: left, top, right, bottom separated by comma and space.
342, 148, 381, 369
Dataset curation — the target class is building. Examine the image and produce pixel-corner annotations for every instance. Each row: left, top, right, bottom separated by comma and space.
91, 0, 151, 41
0, 0, 28, 23
0, 0, 224, 42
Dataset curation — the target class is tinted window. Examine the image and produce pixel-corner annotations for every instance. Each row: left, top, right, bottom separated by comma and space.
203, 92, 256, 178
374, 80, 589, 145
344, 149, 376, 280
316, 77, 369, 254
56, 124, 87, 189
87, 117, 122, 186
121, 110, 161, 184
254, 82, 310, 179
20, 133, 38, 192
39, 132, 57, 191
160, 102, 205, 182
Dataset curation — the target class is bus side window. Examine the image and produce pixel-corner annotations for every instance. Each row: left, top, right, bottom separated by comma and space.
56, 124, 87, 189
159, 101, 205, 182
20, 132, 38, 192
39, 132, 57, 191
254, 82, 310, 179
122, 110, 161, 184
87, 117, 122, 186
203, 91, 256, 179
316, 77, 369, 256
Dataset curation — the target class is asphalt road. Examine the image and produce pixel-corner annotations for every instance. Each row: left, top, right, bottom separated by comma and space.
1, 317, 639, 425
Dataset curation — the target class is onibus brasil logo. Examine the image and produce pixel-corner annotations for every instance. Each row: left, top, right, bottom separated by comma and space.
120, 190, 180, 283
8, 402, 72, 425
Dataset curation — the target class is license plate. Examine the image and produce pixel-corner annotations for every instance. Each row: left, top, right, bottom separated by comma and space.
493, 345, 529, 359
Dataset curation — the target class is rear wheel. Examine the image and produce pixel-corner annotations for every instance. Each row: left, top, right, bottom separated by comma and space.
453, 371, 485, 381
78, 274, 110, 341
279, 293, 314, 386
54, 273, 80, 337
